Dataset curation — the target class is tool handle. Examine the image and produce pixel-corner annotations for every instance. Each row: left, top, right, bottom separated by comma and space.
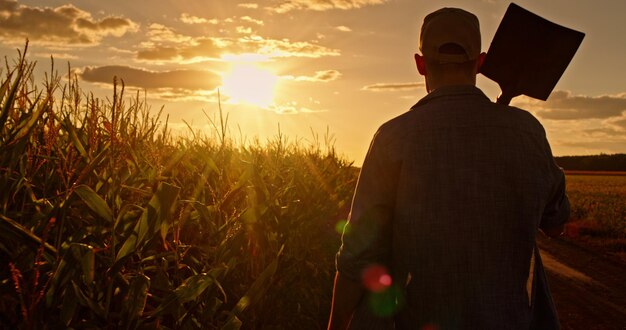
496, 90, 516, 105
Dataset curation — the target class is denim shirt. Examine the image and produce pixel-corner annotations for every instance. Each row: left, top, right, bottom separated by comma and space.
336, 85, 569, 329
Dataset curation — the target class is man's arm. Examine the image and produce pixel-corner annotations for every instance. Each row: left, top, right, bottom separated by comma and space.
539, 149, 570, 238
329, 128, 399, 329
327, 272, 364, 330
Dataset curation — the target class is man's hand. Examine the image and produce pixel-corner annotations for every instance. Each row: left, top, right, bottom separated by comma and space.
327, 272, 364, 330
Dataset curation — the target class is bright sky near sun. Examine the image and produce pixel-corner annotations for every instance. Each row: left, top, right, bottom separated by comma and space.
1, 0, 625, 163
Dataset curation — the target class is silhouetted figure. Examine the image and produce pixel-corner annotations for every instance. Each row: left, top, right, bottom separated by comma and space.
328, 8, 569, 330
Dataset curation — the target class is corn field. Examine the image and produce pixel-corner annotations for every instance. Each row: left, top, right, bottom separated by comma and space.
0, 46, 358, 329
564, 174, 626, 261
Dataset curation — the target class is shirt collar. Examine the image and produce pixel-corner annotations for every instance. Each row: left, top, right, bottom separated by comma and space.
412, 85, 491, 109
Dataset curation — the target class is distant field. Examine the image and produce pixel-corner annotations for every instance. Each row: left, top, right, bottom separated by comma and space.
563, 174, 626, 262
565, 170, 626, 176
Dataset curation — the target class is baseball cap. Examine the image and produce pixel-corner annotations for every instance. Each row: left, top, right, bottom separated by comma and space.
419, 8, 481, 63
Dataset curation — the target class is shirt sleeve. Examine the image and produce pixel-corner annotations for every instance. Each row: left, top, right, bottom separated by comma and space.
539, 139, 570, 230
336, 129, 399, 282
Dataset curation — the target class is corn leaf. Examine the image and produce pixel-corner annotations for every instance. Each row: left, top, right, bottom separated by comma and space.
192, 202, 218, 234
224, 245, 284, 324
220, 316, 242, 330
74, 185, 114, 224
122, 274, 150, 320
150, 273, 215, 317
60, 281, 78, 326
0, 72, 13, 105
0, 214, 57, 258
46, 243, 95, 305
63, 116, 89, 159
0, 67, 22, 130
116, 182, 180, 261
71, 281, 106, 318
10, 93, 45, 141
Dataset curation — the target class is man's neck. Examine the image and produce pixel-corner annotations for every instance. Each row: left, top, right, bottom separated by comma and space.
426, 74, 476, 93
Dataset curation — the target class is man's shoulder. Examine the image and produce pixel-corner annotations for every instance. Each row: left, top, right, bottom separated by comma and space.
499, 104, 547, 135
374, 94, 548, 147
375, 109, 416, 142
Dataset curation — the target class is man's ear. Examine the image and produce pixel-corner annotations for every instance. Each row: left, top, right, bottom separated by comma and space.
476, 52, 486, 73
414, 53, 427, 76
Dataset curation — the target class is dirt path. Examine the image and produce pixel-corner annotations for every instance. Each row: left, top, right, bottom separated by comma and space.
537, 235, 626, 329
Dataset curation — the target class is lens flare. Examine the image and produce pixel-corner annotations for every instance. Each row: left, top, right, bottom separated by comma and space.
367, 284, 404, 317
362, 264, 392, 293
362, 264, 404, 317
335, 219, 350, 235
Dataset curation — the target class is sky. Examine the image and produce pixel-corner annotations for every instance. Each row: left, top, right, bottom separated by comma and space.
1, 0, 625, 164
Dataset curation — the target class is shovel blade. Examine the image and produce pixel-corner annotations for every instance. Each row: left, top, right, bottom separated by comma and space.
480, 3, 585, 103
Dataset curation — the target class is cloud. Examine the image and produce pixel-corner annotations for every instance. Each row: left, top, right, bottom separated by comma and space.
553, 122, 626, 154
336, 25, 352, 32
143, 23, 193, 44
138, 39, 223, 63
236, 26, 253, 34
178, 14, 260, 27
238, 3, 259, 9
149, 88, 219, 102
512, 90, 626, 120
80, 65, 221, 91
268, 0, 389, 13
605, 113, 626, 132
235, 36, 339, 58
266, 102, 327, 114
34, 52, 78, 60
179, 13, 212, 25
0, 0, 138, 45
522, 110, 626, 155
137, 23, 340, 63
136, 46, 182, 61
240, 16, 264, 25
362, 82, 424, 92
284, 70, 342, 82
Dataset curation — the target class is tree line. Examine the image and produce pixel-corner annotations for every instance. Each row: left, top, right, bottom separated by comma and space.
555, 154, 626, 171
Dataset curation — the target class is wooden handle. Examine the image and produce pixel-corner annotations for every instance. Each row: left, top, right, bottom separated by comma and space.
496, 91, 516, 105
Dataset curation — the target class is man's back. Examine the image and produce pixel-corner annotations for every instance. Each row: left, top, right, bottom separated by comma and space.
338, 85, 569, 329
328, 8, 569, 330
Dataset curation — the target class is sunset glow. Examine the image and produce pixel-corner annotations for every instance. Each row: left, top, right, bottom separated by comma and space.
1, 1, 625, 162
221, 64, 277, 108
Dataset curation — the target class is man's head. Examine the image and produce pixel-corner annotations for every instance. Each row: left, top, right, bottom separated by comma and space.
415, 8, 486, 92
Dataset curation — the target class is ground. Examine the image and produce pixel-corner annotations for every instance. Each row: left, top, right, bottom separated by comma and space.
538, 234, 626, 329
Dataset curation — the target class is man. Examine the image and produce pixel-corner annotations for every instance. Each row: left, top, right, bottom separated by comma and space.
328, 7, 569, 330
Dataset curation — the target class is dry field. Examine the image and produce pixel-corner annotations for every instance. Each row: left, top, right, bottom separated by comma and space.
563, 173, 626, 263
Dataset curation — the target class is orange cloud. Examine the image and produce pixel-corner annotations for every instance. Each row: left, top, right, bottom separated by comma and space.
607, 114, 626, 131
81, 65, 221, 91
238, 3, 259, 9
0, 0, 137, 45
362, 82, 425, 91
512, 91, 626, 120
179, 13, 212, 25
269, 0, 389, 13
136, 23, 340, 63
284, 70, 342, 82
266, 103, 327, 114
240, 16, 264, 25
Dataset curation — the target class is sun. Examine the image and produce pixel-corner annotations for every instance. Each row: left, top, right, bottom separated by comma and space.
221, 64, 277, 108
